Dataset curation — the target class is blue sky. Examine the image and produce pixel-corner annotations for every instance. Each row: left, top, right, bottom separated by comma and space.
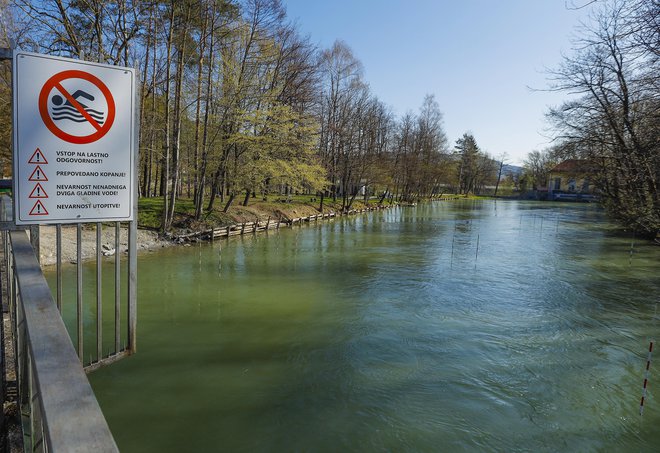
283, 0, 595, 165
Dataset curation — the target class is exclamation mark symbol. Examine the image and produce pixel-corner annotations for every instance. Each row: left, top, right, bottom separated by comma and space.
29, 183, 48, 199
29, 165, 48, 181
28, 148, 48, 164
29, 200, 48, 216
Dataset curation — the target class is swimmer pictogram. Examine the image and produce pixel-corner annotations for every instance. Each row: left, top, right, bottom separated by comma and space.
51, 90, 106, 125
38, 70, 115, 144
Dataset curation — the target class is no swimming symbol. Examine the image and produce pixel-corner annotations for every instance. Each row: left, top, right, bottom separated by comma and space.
38, 70, 116, 144
51, 90, 105, 125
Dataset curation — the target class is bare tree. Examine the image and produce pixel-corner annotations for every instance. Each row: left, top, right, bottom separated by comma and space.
547, 0, 659, 236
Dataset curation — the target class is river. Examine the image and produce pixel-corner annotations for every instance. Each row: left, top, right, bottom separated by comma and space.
50, 200, 660, 452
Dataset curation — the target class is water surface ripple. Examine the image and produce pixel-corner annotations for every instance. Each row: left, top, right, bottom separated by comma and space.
52, 200, 660, 452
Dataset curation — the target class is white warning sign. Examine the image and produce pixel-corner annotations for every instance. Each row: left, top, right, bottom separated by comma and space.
12, 51, 136, 224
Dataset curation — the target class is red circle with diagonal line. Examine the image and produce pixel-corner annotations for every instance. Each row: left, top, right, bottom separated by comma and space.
38, 70, 115, 144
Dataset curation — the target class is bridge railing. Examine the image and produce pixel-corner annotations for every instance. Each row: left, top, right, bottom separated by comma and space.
1, 196, 118, 452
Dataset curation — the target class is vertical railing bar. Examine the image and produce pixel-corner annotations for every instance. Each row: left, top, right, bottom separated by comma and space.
11, 258, 16, 338
0, 231, 5, 431
4, 231, 10, 312
114, 223, 120, 354
23, 343, 31, 451
19, 311, 28, 413
76, 223, 83, 362
15, 286, 22, 405
28, 225, 39, 264
35, 411, 45, 453
128, 63, 140, 355
56, 225, 62, 312
8, 249, 18, 438
128, 219, 137, 353
30, 360, 39, 453
96, 223, 102, 363
8, 234, 14, 315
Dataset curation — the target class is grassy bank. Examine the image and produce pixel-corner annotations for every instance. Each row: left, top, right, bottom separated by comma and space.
138, 195, 379, 233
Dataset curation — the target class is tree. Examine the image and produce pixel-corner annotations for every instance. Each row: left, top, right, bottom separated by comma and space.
0, 0, 13, 176
547, 0, 659, 237
493, 152, 507, 197
416, 94, 449, 197
522, 149, 558, 190
455, 133, 480, 195
317, 40, 363, 204
388, 96, 449, 202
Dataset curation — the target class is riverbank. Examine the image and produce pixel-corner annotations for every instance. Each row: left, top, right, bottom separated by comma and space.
38, 225, 168, 266
37, 195, 462, 266
37, 196, 335, 265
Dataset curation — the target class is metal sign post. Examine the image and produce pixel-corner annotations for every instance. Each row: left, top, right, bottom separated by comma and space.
7, 49, 138, 369
12, 51, 136, 224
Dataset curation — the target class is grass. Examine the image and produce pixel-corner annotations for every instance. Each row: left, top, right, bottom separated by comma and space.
137, 194, 379, 233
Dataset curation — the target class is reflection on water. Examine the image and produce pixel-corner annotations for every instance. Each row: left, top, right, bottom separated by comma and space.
50, 200, 660, 452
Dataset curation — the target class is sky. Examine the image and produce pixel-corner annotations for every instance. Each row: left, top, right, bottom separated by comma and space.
282, 0, 597, 166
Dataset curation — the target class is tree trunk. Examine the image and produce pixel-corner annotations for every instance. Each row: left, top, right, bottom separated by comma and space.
223, 192, 236, 213
192, 7, 208, 205
494, 159, 504, 197
160, 3, 174, 233
378, 188, 388, 205
206, 169, 220, 212
194, 12, 215, 219
165, 3, 191, 230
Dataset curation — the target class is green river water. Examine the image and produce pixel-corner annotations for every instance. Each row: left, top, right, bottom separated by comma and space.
50, 200, 660, 452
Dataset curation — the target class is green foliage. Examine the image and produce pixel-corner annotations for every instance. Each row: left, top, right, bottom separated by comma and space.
455, 133, 497, 195
227, 104, 327, 194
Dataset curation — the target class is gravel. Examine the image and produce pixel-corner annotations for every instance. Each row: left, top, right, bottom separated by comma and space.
38, 225, 171, 266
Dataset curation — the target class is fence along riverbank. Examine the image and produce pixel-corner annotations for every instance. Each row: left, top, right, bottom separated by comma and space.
170, 196, 463, 243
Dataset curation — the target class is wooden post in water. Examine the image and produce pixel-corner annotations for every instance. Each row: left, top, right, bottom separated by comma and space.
474, 234, 480, 269
450, 221, 456, 269
629, 231, 636, 266
640, 340, 654, 415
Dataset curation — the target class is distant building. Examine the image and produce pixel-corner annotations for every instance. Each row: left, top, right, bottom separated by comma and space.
548, 160, 598, 201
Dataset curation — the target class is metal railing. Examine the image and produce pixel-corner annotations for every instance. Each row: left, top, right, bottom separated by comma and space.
7, 231, 118, 452
51, 219, 138, 372
1, 195, 120, 452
